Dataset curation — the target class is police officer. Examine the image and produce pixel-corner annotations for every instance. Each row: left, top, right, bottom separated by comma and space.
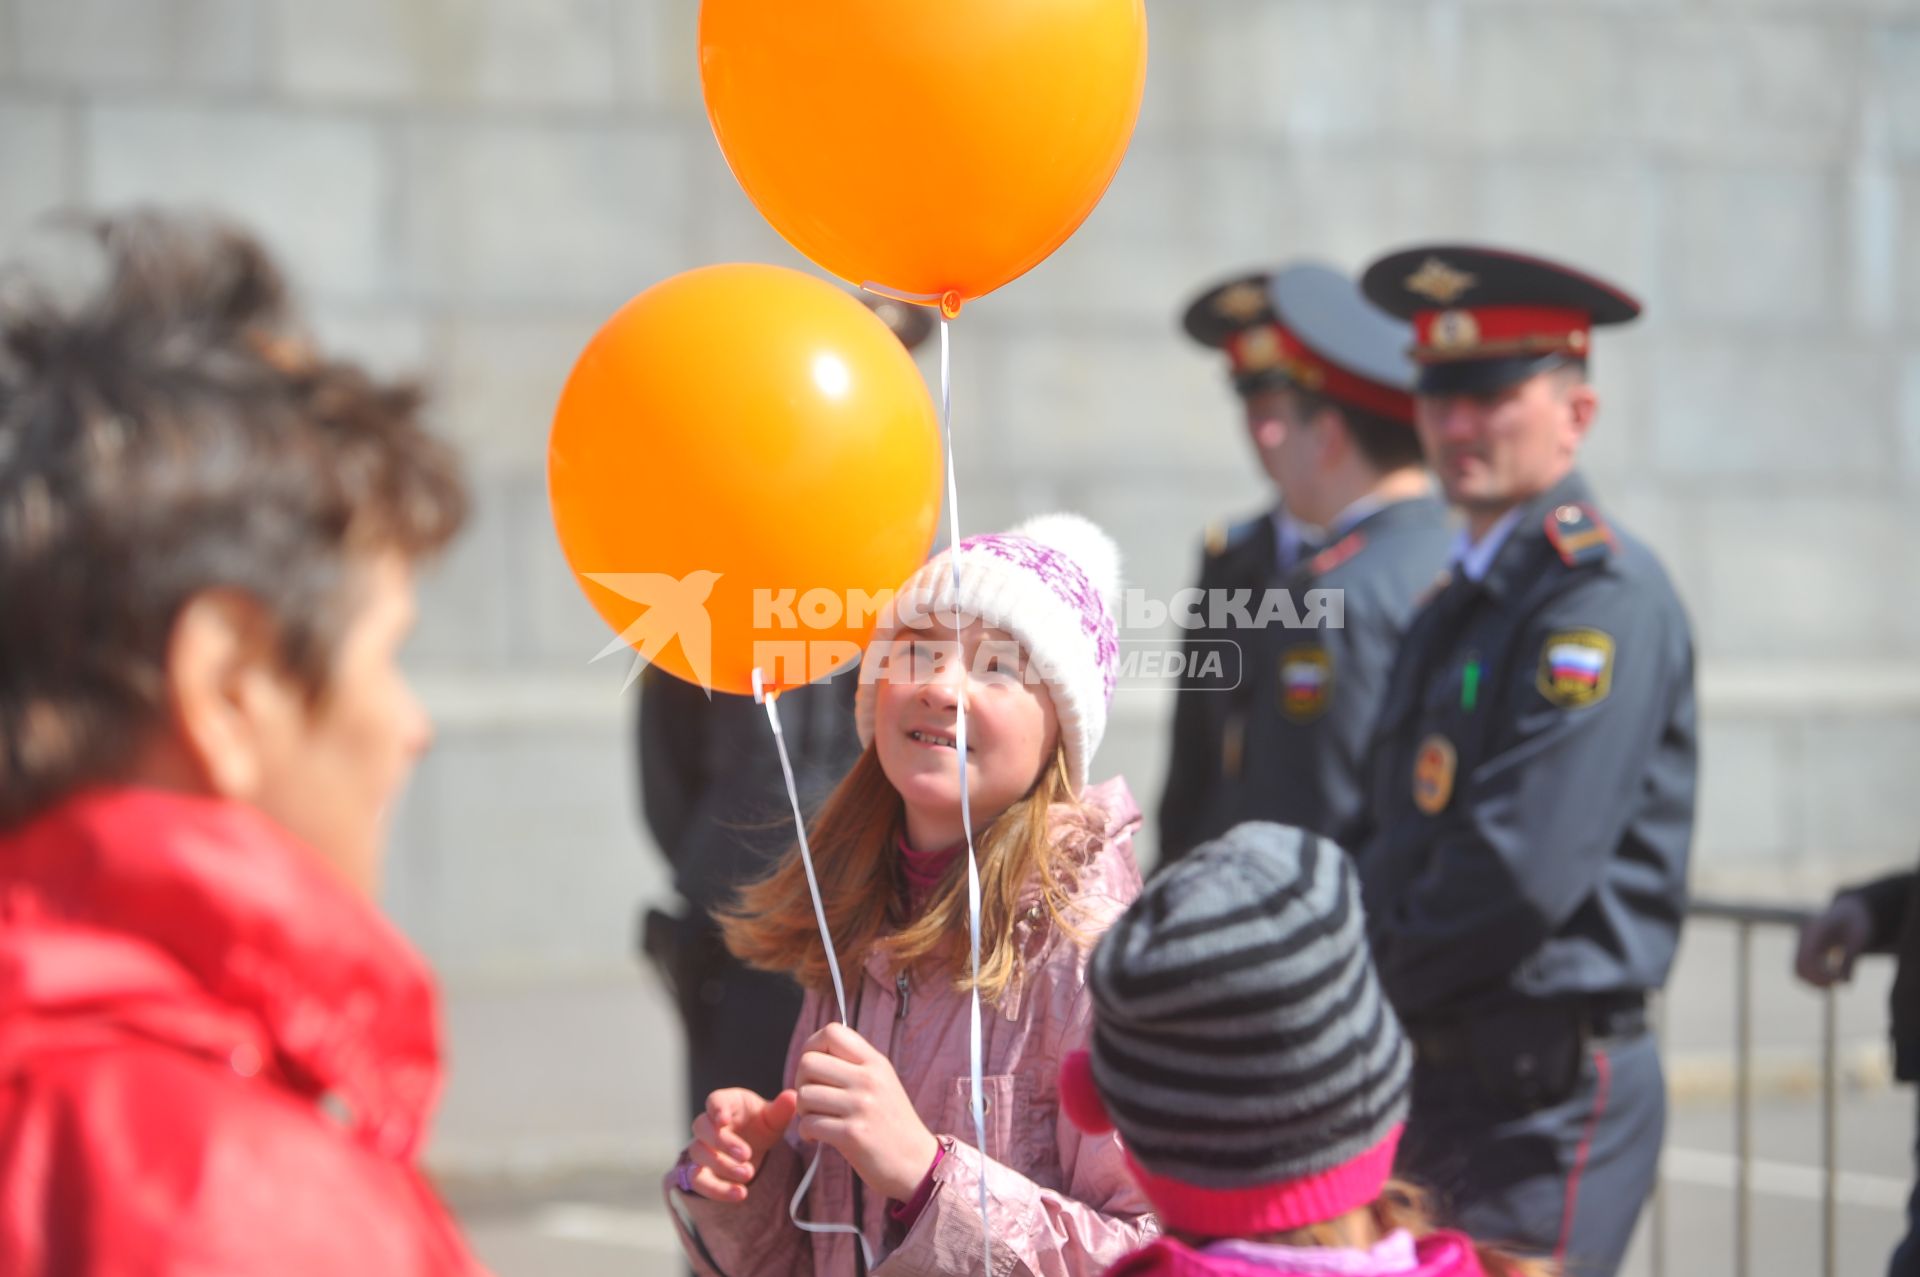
637, 294, 932, 1123
1159, 270, 1323, 864
1352, 245, 1697, 1276
1225, 263, 1452, 852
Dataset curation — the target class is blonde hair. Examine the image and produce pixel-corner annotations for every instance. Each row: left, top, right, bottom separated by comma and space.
720, 741, 1096, 1002
1209, 1180, 1555, 1277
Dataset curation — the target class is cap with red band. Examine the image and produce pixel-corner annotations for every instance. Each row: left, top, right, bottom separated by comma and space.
1360, 244, 1642, 396
1224, 322, 1414, 423
1185, 261, 1417, 425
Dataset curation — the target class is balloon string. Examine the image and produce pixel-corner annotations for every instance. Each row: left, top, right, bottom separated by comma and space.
938, 318, 993, 1277
752, 669, 875, 1272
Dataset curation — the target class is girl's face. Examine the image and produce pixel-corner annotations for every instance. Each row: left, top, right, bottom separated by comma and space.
872, 618, 1061, 852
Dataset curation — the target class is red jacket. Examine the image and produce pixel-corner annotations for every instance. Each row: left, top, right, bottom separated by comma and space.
0, 788, 489, 1276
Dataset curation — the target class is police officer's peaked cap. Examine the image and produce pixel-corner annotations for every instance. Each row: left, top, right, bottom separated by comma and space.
1181, 270, 1285, 397
1268, 261, 1416, 426
1360, 244, 1641, 396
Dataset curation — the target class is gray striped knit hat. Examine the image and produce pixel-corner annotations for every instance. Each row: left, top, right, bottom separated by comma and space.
1059, 822, 1412, 1235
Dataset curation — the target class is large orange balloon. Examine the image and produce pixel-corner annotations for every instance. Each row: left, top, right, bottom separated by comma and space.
550, 265, 943, 696
700, 0, 1148, 311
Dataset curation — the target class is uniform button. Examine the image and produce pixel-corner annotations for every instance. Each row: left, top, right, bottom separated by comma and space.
1515, 1053, 1538, 1077
230, 1044, 262, 1078
1555, 505, 1581, 524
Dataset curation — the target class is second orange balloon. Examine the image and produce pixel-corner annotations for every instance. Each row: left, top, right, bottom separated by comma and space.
549, 264, 943, 697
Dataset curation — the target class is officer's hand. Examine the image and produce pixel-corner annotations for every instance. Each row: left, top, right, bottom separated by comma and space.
683, 1087, 798, 1203
793, 1023, 940, 1202
1795, 896, 1874, 987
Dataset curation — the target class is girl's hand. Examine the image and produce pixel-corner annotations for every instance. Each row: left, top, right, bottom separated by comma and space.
682, 1087, 798, 1203
793, 1023, 941, 1201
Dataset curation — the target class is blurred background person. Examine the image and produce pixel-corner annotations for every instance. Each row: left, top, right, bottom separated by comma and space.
1223, 262, 1450, 851
1798, 861, 1920, 1277
0, 210, 485, 1275
1160, 270, 1324, 865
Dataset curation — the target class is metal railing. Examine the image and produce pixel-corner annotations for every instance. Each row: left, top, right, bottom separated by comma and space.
1661, 898, 1837, 1277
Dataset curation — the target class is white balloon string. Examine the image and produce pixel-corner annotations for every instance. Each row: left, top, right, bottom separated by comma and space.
938, 318, 993, 1276
752, 669, 874, 1271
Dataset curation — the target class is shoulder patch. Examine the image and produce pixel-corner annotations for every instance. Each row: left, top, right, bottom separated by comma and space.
1544, 503, 1615, 568
1306, 531, 1367, 579
1277, 645, 1333, 723
1537, 628, 1614, 708
1205, 515, 1264, 560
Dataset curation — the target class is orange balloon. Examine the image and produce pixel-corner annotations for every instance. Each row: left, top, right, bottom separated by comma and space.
700, 0, 1148, 310
549, 265, 943, 696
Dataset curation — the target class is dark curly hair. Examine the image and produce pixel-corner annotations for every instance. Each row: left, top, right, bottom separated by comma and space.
0, 208, 467, 830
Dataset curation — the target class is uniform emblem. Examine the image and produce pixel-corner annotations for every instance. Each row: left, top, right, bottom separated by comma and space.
1214, 281, 1270, 322
1404, 257, 1477, 305
1412, 735, 1456, 815
1235, 325, 1283, 372
1277, 646, 1333, 723
1544, 503, 1614, 567
1537, 628, 1614, 708
1430, 309, 1481, 352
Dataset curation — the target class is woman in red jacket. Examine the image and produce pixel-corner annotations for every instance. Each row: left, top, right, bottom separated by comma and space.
0, 211, 487, 1275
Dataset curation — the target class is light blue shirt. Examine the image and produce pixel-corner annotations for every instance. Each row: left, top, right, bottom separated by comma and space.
1450, 506, 1524, 582
1273, 510, 1320, 573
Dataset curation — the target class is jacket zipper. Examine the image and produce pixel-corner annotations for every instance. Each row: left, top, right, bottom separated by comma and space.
851, 979, 872, 1276
891, 969, 910, 1058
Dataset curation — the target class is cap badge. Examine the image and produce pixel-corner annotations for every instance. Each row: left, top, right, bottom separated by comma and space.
1214, 281, 1270, 322
1405, 257, 1478, 305
1430, 309, 1481, 352
1237, 326, 1283, 372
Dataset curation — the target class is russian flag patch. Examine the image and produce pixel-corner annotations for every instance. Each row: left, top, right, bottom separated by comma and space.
1536, 628, 1615, 708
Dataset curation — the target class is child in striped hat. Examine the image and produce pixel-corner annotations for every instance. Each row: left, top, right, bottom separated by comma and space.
1060, 822, 1552, 1277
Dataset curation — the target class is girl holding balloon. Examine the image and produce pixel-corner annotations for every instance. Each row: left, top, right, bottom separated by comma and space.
667, 513, 1160, 1275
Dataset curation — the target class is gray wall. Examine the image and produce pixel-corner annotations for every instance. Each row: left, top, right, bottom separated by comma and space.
3, 0, 1918, 978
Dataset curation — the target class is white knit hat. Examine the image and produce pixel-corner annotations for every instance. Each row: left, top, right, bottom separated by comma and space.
854, 513, 1122, 791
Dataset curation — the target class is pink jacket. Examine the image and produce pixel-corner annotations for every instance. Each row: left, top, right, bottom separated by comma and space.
668, 777, 1159, 1276
1103, 1233, 1490, 1277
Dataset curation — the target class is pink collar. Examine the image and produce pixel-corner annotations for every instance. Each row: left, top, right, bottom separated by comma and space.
896, 831, 965, 915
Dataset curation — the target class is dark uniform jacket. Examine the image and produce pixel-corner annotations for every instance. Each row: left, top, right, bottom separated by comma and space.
636, 666, 860, 1054
1231, 494, 1452, 851
640, 668, 860, 919
1157, 510, 1289, 864
1356, 472, 1697, 1024
1847, 868, 1920, 1082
